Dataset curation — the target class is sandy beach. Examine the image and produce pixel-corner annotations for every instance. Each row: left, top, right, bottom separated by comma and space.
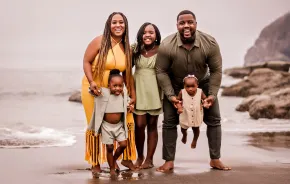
1, 130, 290, 184
1, 68, 289, 184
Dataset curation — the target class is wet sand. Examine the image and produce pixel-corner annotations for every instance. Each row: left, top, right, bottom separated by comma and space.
248, 131, 290, 149
1, 131, 290, 184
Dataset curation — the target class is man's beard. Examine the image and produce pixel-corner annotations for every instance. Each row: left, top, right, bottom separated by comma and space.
180, 30, 196, 44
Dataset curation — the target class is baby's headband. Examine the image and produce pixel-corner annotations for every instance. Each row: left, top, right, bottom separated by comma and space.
183, 74, 198, 82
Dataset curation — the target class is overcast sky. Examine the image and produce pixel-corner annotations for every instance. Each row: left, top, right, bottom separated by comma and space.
0, 0, 289, 69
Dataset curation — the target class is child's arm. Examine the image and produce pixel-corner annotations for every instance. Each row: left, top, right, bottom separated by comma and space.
176, 90, 183, 114
201, 91, 207, 101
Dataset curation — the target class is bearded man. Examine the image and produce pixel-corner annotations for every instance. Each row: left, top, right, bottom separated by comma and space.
155, 10, 231, 172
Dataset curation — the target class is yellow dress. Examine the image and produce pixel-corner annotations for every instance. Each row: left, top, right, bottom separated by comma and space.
81, 42, 136, 166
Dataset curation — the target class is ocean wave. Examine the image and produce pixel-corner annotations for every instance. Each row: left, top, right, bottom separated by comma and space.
215, 117, 290, 133
0, 91, 76, 98
54, 91, 80, 97
0, 91, 38, 97
0, 123, 76, 148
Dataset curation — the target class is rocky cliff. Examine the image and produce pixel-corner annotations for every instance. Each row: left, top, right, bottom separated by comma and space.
244, 12, 290, 66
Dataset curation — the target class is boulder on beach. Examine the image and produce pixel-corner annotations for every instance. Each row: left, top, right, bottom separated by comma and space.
236, 88, 290, 119
223, 67, 251, 78
223, 61, 290, 79
222, 68, 290, 97
68, 91, 82, 103
223, 68, 290, 119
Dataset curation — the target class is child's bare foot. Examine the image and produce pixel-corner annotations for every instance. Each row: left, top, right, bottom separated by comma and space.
110, 169, 117, 178
115, 162, 120, 172
191, 140, 197, 149
134, 157, 144, 168
181, 131, 187, 144
91, 165, 101, 178
91, 165, 101, 173
140, 159, 154, 169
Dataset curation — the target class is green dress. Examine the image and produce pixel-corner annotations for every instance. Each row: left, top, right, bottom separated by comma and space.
133, 54, 163, 115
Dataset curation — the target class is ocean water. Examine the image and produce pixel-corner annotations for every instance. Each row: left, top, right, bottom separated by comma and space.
1, 0, 290, 149
0, 67, 289, 148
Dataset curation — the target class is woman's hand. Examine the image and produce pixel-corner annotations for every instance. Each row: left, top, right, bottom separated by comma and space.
128, 98, 136, 106
127, 104, 134, 113
89, 81, 102, 96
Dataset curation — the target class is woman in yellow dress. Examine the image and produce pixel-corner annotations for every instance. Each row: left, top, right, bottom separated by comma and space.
81, 12, 136, 176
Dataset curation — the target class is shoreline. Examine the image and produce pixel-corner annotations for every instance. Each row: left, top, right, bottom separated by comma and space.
1, 131, 290, 184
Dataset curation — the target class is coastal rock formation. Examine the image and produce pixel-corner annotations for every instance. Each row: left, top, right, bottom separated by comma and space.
224, 61, 290, 79
244, 12, 290, 66
223, 67, 251, 78
236, 88, 290, 119
222, 68, 290, 119
68, 91, 81, 103
222, 68, 290, 97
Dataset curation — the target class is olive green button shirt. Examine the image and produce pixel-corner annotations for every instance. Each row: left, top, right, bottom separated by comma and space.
155, 30, 222, 100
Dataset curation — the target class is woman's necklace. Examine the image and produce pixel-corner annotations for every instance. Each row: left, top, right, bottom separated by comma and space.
144, 44, 155, 55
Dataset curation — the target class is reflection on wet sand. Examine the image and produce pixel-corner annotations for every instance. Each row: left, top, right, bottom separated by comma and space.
54, 160, 212, 184
248, 131, 290, 149
84, 167, 144, 183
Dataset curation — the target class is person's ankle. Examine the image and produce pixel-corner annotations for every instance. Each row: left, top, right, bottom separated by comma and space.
144, 158, 153, 162
92, 165, 101, 171
138, 156, 145, 160
110, 168, 116, 175
211, 159, 220, 161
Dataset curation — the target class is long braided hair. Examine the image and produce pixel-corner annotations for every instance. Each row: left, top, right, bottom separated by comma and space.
93, 12, 132, 95
132, 22, 161, 64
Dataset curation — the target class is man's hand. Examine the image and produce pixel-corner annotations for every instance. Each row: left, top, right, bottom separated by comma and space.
177, 106, 183, 114
170, 96, 181, 108
203, 95, 215, 109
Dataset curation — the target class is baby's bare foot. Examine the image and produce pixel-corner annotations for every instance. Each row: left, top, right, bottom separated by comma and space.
191, 140, 197, 149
